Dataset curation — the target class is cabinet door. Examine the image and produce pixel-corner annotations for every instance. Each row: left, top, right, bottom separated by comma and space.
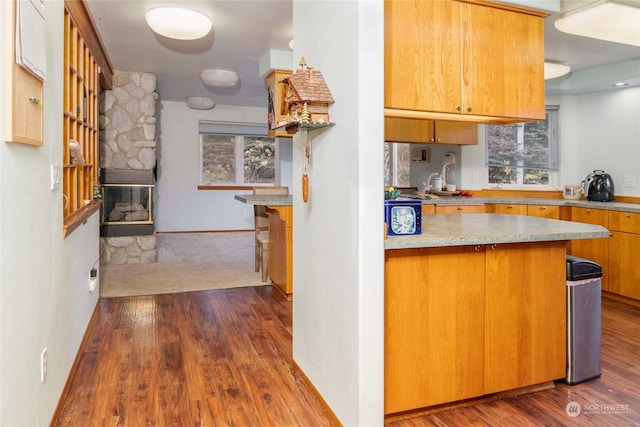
266, 70, 292, 138
434, 121, 477, 145
385, 246, 485, 413
460, 2, 545, 120
527, 205, 559, 219
384, 117, 434, 143
3, 0, 43, 146
570, 207, 609, 291
609, 231, 640, 300
484, 242, 566, 394
491, 204, 527, 215
384, 0, 461, 113
436, 204, 485, 214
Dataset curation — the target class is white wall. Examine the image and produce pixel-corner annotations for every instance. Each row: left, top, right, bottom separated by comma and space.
155, 101, 293, 232
292, 1, 384, 425
0, 1, 100, 425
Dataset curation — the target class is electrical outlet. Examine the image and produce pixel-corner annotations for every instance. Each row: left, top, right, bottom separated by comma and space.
623, 175, 636, 187
40, 348, 47, 382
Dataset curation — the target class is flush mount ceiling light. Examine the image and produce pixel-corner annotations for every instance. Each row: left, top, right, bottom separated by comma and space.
145, 7, 212, 40
200, 69, 239, 87
186, 96, 215, 110
555, 1, 640, 47
544, 62, 572, 80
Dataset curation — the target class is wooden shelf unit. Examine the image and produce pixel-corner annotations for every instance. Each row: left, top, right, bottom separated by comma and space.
63, 8, 99, 219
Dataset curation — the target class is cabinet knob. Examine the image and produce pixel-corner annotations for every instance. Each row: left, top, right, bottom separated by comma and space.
456, 105, 462, 111
507, 205, 514, 209
466, 106, 473, 112
430, 138, 435, 143
457, 207, 463, 211
474, 245, 481, 252
541, 206, 547, 210
29, 97, 40, 105
490, 244, 497, 250
626, 212, 631, 217
436, 138, 442, 143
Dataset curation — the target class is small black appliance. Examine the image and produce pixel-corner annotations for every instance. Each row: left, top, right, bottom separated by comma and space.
582, 170, 614, 202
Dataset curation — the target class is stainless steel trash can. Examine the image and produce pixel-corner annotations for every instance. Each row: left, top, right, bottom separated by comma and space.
566, 255, 602, 385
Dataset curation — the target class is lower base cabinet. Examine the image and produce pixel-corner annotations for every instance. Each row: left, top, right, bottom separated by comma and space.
384, 241, 567, 414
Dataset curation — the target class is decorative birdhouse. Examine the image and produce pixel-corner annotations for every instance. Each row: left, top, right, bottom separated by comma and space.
279, 58, 334, 126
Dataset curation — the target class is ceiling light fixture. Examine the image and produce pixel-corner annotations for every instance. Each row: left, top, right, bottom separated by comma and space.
544, 62, 572, 80
186, 97, 215, 110
145, 7, 212, 40
555, 1, 640, 47
200, 69, 239, 87
612, 82, 630, 87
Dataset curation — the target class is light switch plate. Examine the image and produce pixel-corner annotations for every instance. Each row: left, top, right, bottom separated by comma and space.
50, 164, 61, 190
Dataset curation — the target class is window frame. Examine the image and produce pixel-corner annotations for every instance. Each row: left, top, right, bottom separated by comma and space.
484, 106, 559, 189
198, 121, 279, 188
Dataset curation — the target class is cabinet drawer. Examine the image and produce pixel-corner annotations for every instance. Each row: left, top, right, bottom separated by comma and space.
436, 204, 485, 214
492, 204, 527, 215
571, 207, 609, 227
527, 205, 559, 219
609, 211, 640, 234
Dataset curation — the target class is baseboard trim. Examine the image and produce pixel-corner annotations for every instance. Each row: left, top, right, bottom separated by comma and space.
156, 229, 253, 234
49, 299, 101, 425
292, 360, 342, 426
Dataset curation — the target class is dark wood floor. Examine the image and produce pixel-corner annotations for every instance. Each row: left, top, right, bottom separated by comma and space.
53, 288, 640, 426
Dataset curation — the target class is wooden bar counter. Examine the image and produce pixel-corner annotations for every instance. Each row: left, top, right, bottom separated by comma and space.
384, 214, 609, 415
235, 194, 293, 298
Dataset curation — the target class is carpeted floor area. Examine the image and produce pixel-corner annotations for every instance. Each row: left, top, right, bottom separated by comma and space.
99, 232, 267, 298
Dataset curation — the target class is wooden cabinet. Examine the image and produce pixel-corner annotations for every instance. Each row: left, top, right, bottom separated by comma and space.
490, 204, 527, 215
265, 69, 292, 138
527, 204, 560, 219
570, 207, 610, 291
385, 246, 485, 413
608, 211, 640, 299
484, 242, 566, 394
385, 241, 567, 414
3, 0, 43, 146
384, 117, 477, 145
421, 204, 436, 216
267, 206, 293, 298
384, 0, 545, 123
435, 204, 485, 214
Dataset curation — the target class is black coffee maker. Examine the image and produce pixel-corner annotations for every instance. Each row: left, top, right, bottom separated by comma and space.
582, 170, 615, 202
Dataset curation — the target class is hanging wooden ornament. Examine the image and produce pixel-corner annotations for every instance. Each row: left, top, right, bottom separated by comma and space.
302, 173, 309, 202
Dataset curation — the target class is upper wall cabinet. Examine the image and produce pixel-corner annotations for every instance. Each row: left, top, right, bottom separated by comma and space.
384, 0, 546, 124
265, 69, 292, 138
384, 117, 477, 145
3, 0, 43, 146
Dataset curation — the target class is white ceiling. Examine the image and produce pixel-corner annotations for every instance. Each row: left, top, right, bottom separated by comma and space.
84, 0, 640, 108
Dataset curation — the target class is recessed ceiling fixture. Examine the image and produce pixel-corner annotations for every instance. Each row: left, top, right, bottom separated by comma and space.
186, 97, 215, 110
555, 1, 640, 47
145, 7, 212, 40
544, 62, 572, 80
200, 69, 239, 87
612, 82, 630, 87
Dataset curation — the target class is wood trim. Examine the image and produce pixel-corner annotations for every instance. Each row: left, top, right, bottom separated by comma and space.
49, 300, 101, 425
156, 229, 253, 234
291, 361, 343, 427
198, 185, 260, 191
612, 195, 640, 204
64, 0, 113, 90
603, 291, 640, 308
455, 0, 549, 17
63, 199, 100, 238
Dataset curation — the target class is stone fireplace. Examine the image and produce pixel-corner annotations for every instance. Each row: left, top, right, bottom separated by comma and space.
99, 71, 158, 265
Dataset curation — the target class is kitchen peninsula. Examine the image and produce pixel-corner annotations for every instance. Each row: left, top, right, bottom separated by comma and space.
384, 214, 609, 415
235, 194, 293, 297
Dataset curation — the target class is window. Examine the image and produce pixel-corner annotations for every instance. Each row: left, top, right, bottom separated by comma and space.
199, 121, 277, 186
384, 143, 411, 187
485, 107, 559, 186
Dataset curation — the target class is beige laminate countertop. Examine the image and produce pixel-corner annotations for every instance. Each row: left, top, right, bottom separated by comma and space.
384, 213, 609, 250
